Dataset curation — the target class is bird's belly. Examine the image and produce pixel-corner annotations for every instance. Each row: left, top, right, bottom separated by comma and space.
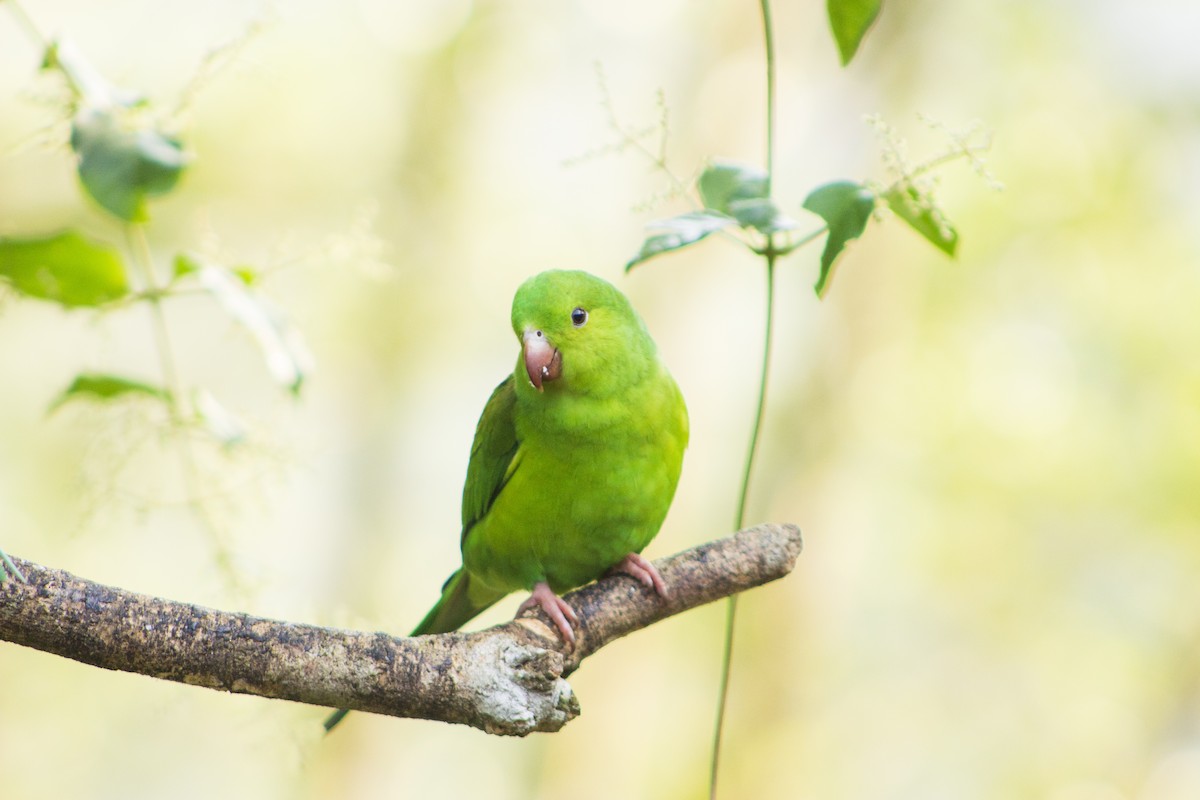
462, 440, 677, 594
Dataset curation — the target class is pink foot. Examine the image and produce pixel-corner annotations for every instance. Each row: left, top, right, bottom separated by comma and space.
516, 581, 579, 644
609, 552, 669, 598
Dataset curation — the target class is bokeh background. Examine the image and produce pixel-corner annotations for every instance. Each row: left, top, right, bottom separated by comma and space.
3, 0, 1200, 798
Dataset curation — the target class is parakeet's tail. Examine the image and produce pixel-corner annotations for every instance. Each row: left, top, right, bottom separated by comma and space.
322, 707, 352, 733
410, 567, 503, 636
323, 569, 504, 733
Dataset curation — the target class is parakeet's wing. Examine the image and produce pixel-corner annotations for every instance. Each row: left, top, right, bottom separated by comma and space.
404, 375, 520, 640
460, 374, 520, 543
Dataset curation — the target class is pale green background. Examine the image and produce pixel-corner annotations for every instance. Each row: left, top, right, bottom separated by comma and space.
2, 1, 1199, 798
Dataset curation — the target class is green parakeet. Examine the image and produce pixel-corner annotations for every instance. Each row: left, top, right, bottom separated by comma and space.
324, 269, 687, 732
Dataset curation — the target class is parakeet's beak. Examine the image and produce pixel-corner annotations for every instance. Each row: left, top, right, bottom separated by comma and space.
523, 328, 562, 391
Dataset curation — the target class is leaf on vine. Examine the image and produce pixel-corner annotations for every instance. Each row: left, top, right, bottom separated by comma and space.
193, 259, 313, 395
698, 161, 769, 214
827, 0, 883, 66
695, 161, 797, 234
728, 197, 798, 235
802, 180, 876, 297
172, 252, 201, 281
883, 185, 958, 257
626, 210, 737, 271
0, 231, 130, 307
70, 107, 188, 222
48, 373, 169, 413
43, 39, 190, 222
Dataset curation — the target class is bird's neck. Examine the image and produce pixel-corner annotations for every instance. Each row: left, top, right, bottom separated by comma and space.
516, 364, 668, 443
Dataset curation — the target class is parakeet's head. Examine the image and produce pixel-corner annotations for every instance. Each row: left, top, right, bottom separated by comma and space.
511, 270, 656, 396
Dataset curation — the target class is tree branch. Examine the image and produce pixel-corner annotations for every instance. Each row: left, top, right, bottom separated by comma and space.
0, 523, 801, 735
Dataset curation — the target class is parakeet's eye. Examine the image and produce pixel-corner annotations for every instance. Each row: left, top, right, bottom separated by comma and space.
571, 307, 588, 327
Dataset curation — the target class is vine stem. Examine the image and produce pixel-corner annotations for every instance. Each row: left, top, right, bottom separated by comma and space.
709, 1, 777, 797
125, 226, 238, 582
710, 254, 776, 799
761, 0, 776, 194
127, 227, 185, 421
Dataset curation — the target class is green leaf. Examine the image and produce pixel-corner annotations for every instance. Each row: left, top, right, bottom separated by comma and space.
883, 185, 958, 257
827, 0, 883, 66
195, 260, 313, 395
231, 266, 258, 286
626, 210, 737, 271
43, 39, 186, 221
698, 161, 769, 214
728, 197, 798, 235
70, 107, 188, 222
802, 180, 876, 297
172, 252, 201, 281
49, 373, 168, 412
0, 230, 130, 307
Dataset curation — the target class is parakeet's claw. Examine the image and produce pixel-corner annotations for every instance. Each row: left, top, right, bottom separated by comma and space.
609, 552, 669, 598
517, 581, 579, 644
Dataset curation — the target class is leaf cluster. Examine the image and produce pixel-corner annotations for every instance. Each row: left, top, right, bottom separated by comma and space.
624, 1, 969, 297
0, 33, 310, 438
628, 162, 958, 298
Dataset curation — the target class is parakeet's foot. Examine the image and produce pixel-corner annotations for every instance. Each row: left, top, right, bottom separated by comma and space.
517, 581, 579, 644
609, 552, 669, 598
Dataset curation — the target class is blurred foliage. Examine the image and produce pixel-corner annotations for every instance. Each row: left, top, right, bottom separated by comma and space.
827, 0, 883, 65
0, 230, 129, 306
44, 38, 189, 220
802, 180, 875, 295
3, 1, 1200, 800
627, 121, 980, 295
0, 16, 308, 466
48, 373, 169, 411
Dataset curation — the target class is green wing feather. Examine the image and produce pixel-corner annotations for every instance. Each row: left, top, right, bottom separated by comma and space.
402, 374, 523, 638
411, 375, 522, 636
460, 375, 520, 543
